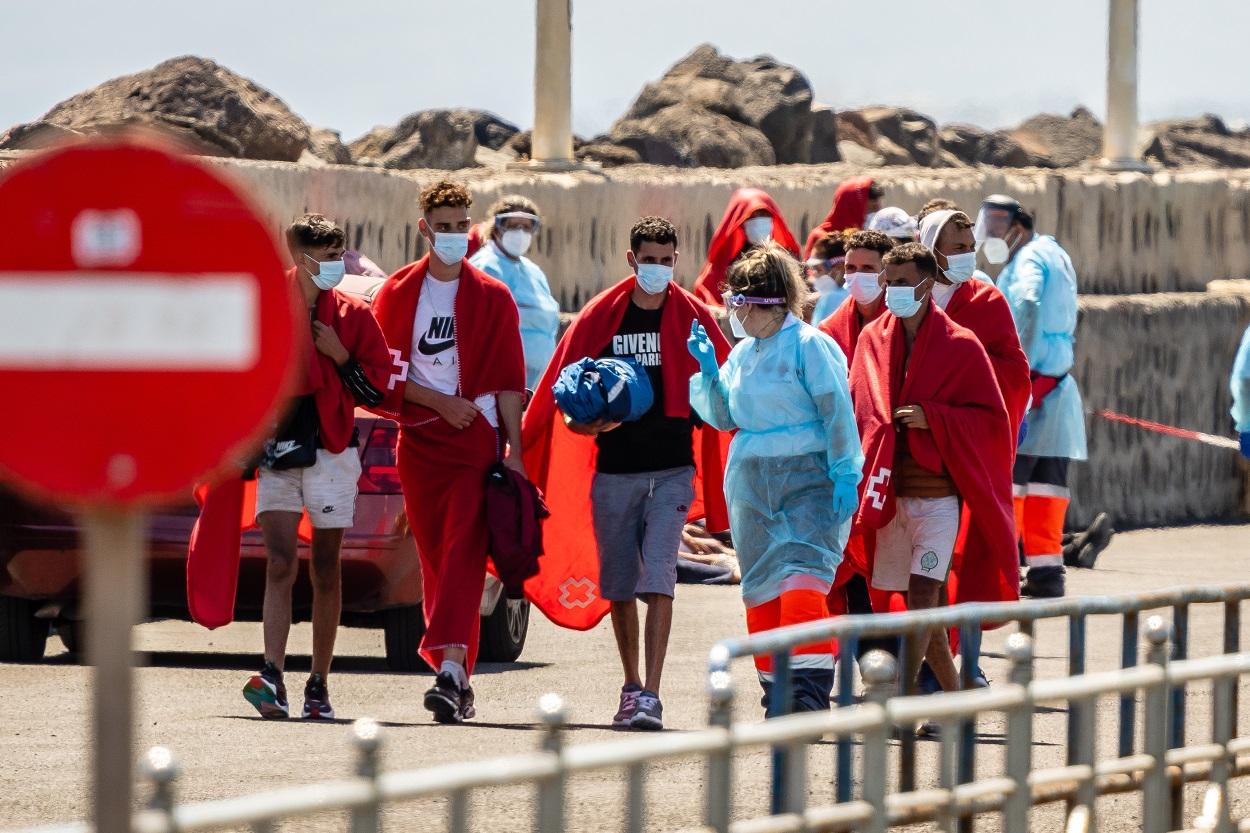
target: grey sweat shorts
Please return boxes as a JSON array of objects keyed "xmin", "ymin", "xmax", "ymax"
[{"xmin": 590, "ymin": 466, "xmax": 695, "ymax": 601}]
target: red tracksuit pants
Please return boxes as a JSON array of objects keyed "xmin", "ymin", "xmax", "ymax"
[{"xmin": 398, "ymin": 416, "xmax": 496, "ymax": 675}]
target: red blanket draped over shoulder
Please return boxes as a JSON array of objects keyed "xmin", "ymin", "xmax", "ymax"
[
  {"xmin": 803, "ymin": 176, "xmax": 874, "ymax": 258},
  {"xmin": 944, "ymin": 281, "xmax": 1031, "ymax": 439},
  {"xmin": 693, "ymin": 188, "xmax": 800, "ymax": 305},
  {"xmin": 849, "ymin": 304, "xmax": 1019, "ymax": 606},
  {"xmin": 186, "ymin": 275, "xmax": 395, "ymax": 628},
  {"xmin": 523, "ymin": 278, "xmax": 733, "ymax": 630},
  {"xmin": 818, "ymin": 296, "xmax": 884, "ymax": 371}
]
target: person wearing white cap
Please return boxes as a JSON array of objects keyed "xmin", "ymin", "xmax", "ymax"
[
  {"xmin": 469, "ymin": 195, "xmax": 561, "ymax": 388},
  {"xmin": 867, "ymin": 206, "xmax": 918, "ymax": 243}
]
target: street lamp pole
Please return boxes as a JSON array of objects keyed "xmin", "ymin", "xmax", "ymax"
[
  {"xmin": 1101, "ymin": 0, "xmax": 1151, "ymax": 171},
  {"xmin": 529, "ymin": 0, "xmax": 577, "ymax": 170}
]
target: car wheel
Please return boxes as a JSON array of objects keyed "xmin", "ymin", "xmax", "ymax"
[
  {"xmin": 0, "ymin": 595, "xmax": 49, "ymax": 662},
  {"xmin": 383, "ymin": 604, "xmax": 430, "ymax": 672},
  {"xmin": 478, "ymin": 596, "xmax": 529, "ymax": 663}
]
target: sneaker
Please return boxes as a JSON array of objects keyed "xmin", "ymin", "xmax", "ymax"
[
  {"xmin": 968, "ymin": 666, "xmax": 990, "ymax": 688},
  {"xmin": 303, "ymin": 673, "xmax": 335, "ymax": 720},
  {"xmin": 423, "ymin": 672, "xmax": 463, "ymax": 724},
  {"xmin": 1063, "ymin": 513, "xmax": 1114, "ymax": 569},
  {"xmin": 243, "ymin": 661, "xmax": 289, "ymax": 719},
  {"xmin": 629, "ymin": 690, "xmax": 664, "ymax": 731},
  {"xmin": 1021, "ymin": 565, "xmax": 1066, "ymax": 598},
  {"xmin": 613, "ymin": 684, "xmax": 643, "ymax": 728},
  {"xmin": 458, "ymin": 684, "xmax": 477, "ymax": 721}
]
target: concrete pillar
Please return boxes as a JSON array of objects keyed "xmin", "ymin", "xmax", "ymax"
[
  {"xmin": 531, "ymin": 0, "xmax": 575, "ymax": 166},
  {"xmin": 1102, "ymin": 0, "xmax": 1150, "ymax": 170}
]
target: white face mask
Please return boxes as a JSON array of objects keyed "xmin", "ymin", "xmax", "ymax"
[
  {"xmin": 885, "ymin": 280, "xmax": 931, "ymax": 319},
  {"xmin": 813, "ymin": 274, "xmax": 838, "ymax": 295},
  {"xmin": 499, "ymin": 228, "xmax": 533, "ymax": 259},
  {"xmin": 941, "ymin": 251, "xmax": 977, "ymax": 284},
  {"xmin": 846, "ymin": 272, "xmax": 883, "ymax": 304},
  {"xmin": 743, "ymin": 216, "xmax": 774, "ymax": 245},
  {"xmin": 635, "ymin": 262, "xmax": 673, "ymax": 295},
  {"xmin": 729, "ymin": 308, "xmax": 749, "ymax": 339},
  {"xmin": 426, "ymin": 223, "xmax": 469, "ymax": 265},
  {"xmin": 304, "ymin": 254, "xmax": 345, "ymax": 290}
]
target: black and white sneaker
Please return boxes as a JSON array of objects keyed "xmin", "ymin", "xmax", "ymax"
[
  {"xmin": 629, "ymin": 691, "xmax": 664, "ymax": 731},
  {"xmin": 424, "ymin": 672, "xmax": 463, "ymax": 724},
  {"xmin": 243, "ymin": 661, "xmax": 289, "ymax": 719},
  {"xmin": 303, "ymin": 673, "xmax": 335, "ymax": 720}
]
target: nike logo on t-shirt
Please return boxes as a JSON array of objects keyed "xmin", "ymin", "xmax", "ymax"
[{"xmin": 418, "ymin": 316, "xmax": 455, "ymax": 355}]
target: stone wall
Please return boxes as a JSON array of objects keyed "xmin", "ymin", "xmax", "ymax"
[{"xmin": 1070, "ymin": 290, "xmax": 1250, "ymax": 528}]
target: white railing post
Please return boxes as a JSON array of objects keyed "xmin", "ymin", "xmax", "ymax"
[
  {"xmin": 142, "ymin": 746, "xmax": 178, "ymax": 832},
  {"xmin": 350, "ymin": 719, "xmax": 382, "ymax": 833},
  {"xmin": 1143, "ymin": 617, "xmax": 1173, "ymax": 833},
  {"xmin": 705, "ymin": 656, "xmax": 735, "ymax": 833},
  {"xmin": 861, "ymin": 650, "xmax": 896, "ymax": 833},
  {"xmin": 1004, "ymin": 633, "xmax": 1035, "ymax": 833},
  {"xmin": 536, "ymin": 693, "xmax": 567, "ymax": 833}
]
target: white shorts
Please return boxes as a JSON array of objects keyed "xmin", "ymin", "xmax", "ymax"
[
  {"xmin": 872, "ymin": 496, "xmax": 960, "ymax": 592},
  {"xmin": 256, "ymin": 448, "xmax": 363, "ymax": 530}
]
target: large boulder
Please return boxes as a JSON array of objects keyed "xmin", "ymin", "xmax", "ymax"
[
  {"xmin": 305, "ymin": 127, "xmax": 352, "ymax": 165},
  {"xmin": 808, "ymin": 105, "xmax": 840, "ymax": 164},
  {"xmin": 0, "ymin": 56, "xmax": 309, "ymax": 161},
  {"xmin": 1009, "ymin": 106, "xmax": 1102, "ymax": 168},
  {"xmin": 468, "ymin": 111, "xmax": 520, "ymax": 151},
  {"xmin": 939, "ymin": 123, "xmax": 1051, "ymax": 168},
  {"xmin": 858, "ymin": 107, "xmax": 939, "ymax": 166},
  {"xmin": 349, "ymin": 110, "xmax": 478, "ymax": 170},
  {"xmin": 610, "ymin": 44, "xmax": 811, "ymax": 166},
  {"xmin": 611, "ymin": 103, "xmax": 776, "ymax": 168},
  {"xmin": 577, "ymin": 141, "xmax": 642, "ymax": 167},
  {"xmin": 1139, "ymin": 115, "xmax": 1250, "ymax": 168}
]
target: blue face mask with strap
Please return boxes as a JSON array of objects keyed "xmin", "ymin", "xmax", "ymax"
[
  {"xmin": 885, "ymin": 278, "xmax": 932, "ymax": 319},
  {"xmin": 304, "ymin": 254, "xmax": 346, "ymax": 290}
]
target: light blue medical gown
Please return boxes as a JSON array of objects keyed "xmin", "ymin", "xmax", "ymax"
[
  {"xmin": 997, "ymin": 234, "xmax": 1088, "ymax": 460},
  {"xmin": 689, "ymin": 315, "xmax": 863, "ymax": 607},
  {"xmin": 1231, "ymin": 324, "xmax": 1250, "ymax": 432},
  {"xmin": 469, "ymin": 241, "xmax": 561, "ymax": 388},
  {"xmin": 811, "ymin": 284, "xmax": 849, "ymax": 325}
]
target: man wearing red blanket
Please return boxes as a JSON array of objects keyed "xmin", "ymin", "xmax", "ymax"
[
  {"xmin": 524, "ymin": 217, "xmax": 731, "ymax": 731},
  {"xmin": 372, "ymin": 180, "xmax": 528, "ymax": 724},
  {"xmin": 849, "ymin": 243, "xmax": 1017, "ymax": 694}
]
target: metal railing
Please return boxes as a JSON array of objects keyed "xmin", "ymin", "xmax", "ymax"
[
  {"xmin": 8, "ymin": 612, "xmax": 1250, "ymax": 833},
  {"xmin": 709, "ymin": 583, "xmax": 1250, "ymax": 821}
]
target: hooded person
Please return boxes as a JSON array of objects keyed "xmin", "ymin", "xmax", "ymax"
[
  {"xmin": 803, "ymin": 176, "xmax": 884, "ymax": 258},
  {"xmin": 868, "ymin": 206, "xmax": 918, "ymax": 243},
  {"xmin": 523, "ymin": 216, "xmax": 731, "ymax": 731},
  {"xmin": 978, "ymin": 195, "xmax": 1088, "ymax": 599},
  {"xmin": 370, "ymin": 180, "xmax": 528, "ymax": 725},
  {"xmin": 692, "ymin": 187, "xmax": 801, "ymax": 306},
  {"xmin": 468, "ymin": 194, "xmax": 561, "ymax": 388},
  {"xmin": 689, "ymin": 242, "xmax": 863, "ymax": 717},
  {"xmin": 805, "ymin": 231, "xmax": 849, "ymax": 325},
  {"xmin": 849, "ymin": 243, "xmax": 1017, "ymax": 696},
  {"xmin": 817, "ymin": 229, "xmax": 893, "ymax": 368}
]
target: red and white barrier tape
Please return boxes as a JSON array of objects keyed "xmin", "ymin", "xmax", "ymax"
[{"xmin": 1091, "ymin": 409, "xmax": 1240, "ymax": 451}]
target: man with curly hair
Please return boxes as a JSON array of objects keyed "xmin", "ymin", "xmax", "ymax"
[{"xmin": 371, "ymin": 180, "xmax": 528, "ymax": 723}]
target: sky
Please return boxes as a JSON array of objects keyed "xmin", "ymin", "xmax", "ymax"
[{"xmin": 3, "ymin": 1, "xmax": 1249, "ymax": 144}]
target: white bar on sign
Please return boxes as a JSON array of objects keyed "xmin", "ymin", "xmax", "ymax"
[{"xmin": 0, "ymin": 273, "xmax": 260, "ymax": 369}]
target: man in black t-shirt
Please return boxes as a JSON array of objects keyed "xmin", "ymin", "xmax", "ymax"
[{"xmin": 562, "ymin": 217, "xmax": 713, "ymax": 732}]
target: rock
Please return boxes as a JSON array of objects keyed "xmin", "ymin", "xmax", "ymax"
[
  {"xmin": 474, "ymin": 144, "xmax": 517, "ymax": 169},
  {"xmin": 504, "ymin": 130, "xmax": 533, "ymax": 159},
  {"xmin": 611, "ymin": 44, "xmax": 811, "ymax": 166},
  {"xmin": 1139, "ymin": 114, "xmax": 1250, "ymax": 168},
  {"xmin": 306, "ymin": 127, "xmax": 351, "ymax": 165},
  {"xmin": 611, "ymin": 103, "xmax": 775, "ymax": 168},
  {"xmin": 939, "ymin": 123, "xmax": 1051, "ymax": 168},
  {"xmin": 873, "ymin": 134, "xmax": 917, "ymax": 166},
  {"xmin": 468, "ymin": 111, "xmax": 520, "ymax": 150},
  {"xmin": 857, "ymin": 107, "xmax": 939, "ymax": 166},
  {"xmin": 0, "ymin": 121, "xmax": 83, "ymax": 151},
  {"xmin": 576, "ymin": 142, "xmax": 642, "ymax": 167},
  {"xmin": 809, "ymin": 105, "xmax": 840, "ymax": 164},
  {"xmin": 1009, "ymin": 106, "xmax": 1102, "ymax": 168},
  {"xmin": 836, "ymin": 140, "xmax": 884, "ymax": 167},
  {"xmin": 0, "ymin": 56, "xmax": 310, "ymax": 161},
  {"xmin": 348, "ymin": 110, "xmax": 478, "ymax": 170}
]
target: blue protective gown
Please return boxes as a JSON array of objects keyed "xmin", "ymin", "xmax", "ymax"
[
  {"xmin": 689, "ymin": 315, "xmax": 863, "ymax": 607},
  {"xmin": 1231, "ymin": 324, "xmax": 1250, "ymax": 432},
  {"xmin": 811, "ymin": 284, "xmax": 849, "ymax": 325},
  {"xmin": 469, "ymin": 240, "xmax": 561, "ymax": 388},
  {"xmin": 996, "ymin": 234, "xmax": 1088, "ymax": 460}
]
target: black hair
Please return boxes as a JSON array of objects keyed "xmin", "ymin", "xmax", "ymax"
[{"xmin": 629, "ymin": 216, "xmax": 678, "ymax": 252}]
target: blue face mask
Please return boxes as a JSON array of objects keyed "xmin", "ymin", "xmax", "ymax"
[
  {"xmin": 635, "ymin": 262, "xmax": 673, "ymax": 295},
  {"xmin": 885, "ymin": 279, "xmax": 931, "ymax": 319},
  {"xmin": 427, "ymin": 223, "xmax": 469, "ymax": 265},
  {"xmin": 941, "ymin": 251, "xmax": 977, "ymax": 284},
  {"xmin": 305, "ymin": 255, "xmax": 346, "ymax": 290}
]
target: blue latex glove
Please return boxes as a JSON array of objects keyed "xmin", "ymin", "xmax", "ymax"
[
  {"xmin": 1240, "ymin": 431, "xmax": 1250, "ymax": 460},
  {"xmin": 832, "ymin": 477, "xmax": 859, "ymax": 524},
  {"xmin": 687, "ymin": 320, "xmax": 719, "ymax": 376},
  {"xmin": 1017, "ymin": 415, "xmax": 1029, "ymax": 448}
]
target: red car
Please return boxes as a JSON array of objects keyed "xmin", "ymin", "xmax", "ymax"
[{"xmin": 0, "ymin": 270, "xmax": 530, "ymax": 668}]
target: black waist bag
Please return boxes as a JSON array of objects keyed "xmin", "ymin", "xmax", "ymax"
[{"xmin": 263, "ymin": 396, "xmax": 320, "ymax": 470}]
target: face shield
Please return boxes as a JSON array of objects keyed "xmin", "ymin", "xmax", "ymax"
[{"xmin": 973, "ymin": 197, "xmax": 1020, "ymax": 265}]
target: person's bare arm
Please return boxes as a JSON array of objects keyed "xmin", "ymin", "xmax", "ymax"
[
  {"xmin": 499, "ymin": 391, "xmax": 526, "ymax": 476},
  {"xmin": 404, "ymin": 381, "xmax": 479, "ymax": 429}
]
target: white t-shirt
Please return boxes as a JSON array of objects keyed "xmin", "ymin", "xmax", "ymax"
[{"xmin": 408, "ymin": 277, "xmax": 498, "ymax": 427}]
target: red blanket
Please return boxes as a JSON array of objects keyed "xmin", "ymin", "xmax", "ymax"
[
  {"xmin": 803, "ymin": 176, "xmax": 874, "ymax": 258},
  {"xmin": 817, "ymin": 295, "xmax": 883, "ymax": 370},
  {"xmin": 944, "ymin": 281, "xmax": 1031, "ymax": 438},
  {"xmin": 523, "ymin": 277, "xmax": 733, "ymax": 630},
  {"xmin": 693, "ymin": 188, "xmax": 800, "ymax": 305},
  {"xmin": 186, "ymin": 281, "xmax": 391, "ymax": 628},
  {"xmin": 849, "ymin": 304, "xmax": 1018, "ymax": 605},
  {"xmin": 371, "ymin": 256, "xmax": 526, "ymax": 425}
]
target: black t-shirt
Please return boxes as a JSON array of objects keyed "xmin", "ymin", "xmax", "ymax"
[{"xmin": 595, "ymin": 301, "xmax": 696, "ymax": 474}]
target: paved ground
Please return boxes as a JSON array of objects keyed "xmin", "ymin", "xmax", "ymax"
[{"xmin": 1, "ymin": 523, "xmax": 1249, "ymax": 832}]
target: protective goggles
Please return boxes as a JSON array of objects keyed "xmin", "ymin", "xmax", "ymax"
[
  {"xmin": 723, "ymin": 292, "xmax": 787, "ymax": 309},
  {"xmin": 803, "ymin": 257, "xmax": 844, "ymax": 276},
  {"xmin": 494, "ymin": 211, "xmax": 541, "ymax": 230}
]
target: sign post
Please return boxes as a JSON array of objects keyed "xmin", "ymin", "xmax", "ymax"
[{"xmin": 0, "ymin": 134, "xmax": 299, "ymax": 833}]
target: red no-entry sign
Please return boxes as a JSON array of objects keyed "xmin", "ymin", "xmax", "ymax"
[{"xmin": 0, "ymin": 135, "xmax": 299, "ymax": 507}]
